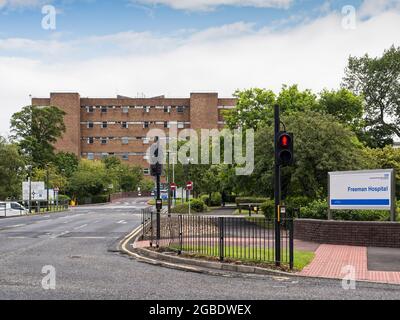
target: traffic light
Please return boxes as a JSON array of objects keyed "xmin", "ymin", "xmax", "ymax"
[{"xmin": 277, "ymin": 132, "xmax": 294, "ymax": 166}]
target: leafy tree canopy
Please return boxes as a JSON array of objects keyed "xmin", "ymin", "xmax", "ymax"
[
  {"xmin": 10, "ymin": 105, "xmax": 66, "ymax": 168},
  {"xmin": 343, "ymin": 45, "xmax": 400, "ymax": 147}
]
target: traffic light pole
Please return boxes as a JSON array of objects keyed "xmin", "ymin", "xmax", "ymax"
[{"xmin": 274, "ymin": 105, "xmax": 281, "ymax": 267}]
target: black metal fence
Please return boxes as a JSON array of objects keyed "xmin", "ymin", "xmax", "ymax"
[
  {"xmin": 0, "ymin": 200, "xmax": 69, "ymax": 218},
  {"xmin": 141, "ymin": 210, "xmax": 294, "ymax": 269}
]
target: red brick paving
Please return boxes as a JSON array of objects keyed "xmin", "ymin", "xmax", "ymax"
[{"xmin": 299, "ymin": 244, "xmax": 400, "ymax": 285}]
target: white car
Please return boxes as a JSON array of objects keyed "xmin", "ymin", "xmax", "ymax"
[{"xmin": 0, "ymin": 202, "xmax": 28, "ymax": 217}]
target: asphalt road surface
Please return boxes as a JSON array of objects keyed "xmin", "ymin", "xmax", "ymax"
[{"xmin": 0, "ymin": 199, "xmax": 399, "ymax": 300}]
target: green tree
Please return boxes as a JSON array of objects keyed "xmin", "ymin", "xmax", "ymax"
[
  {"xmin": 277, "ymin": 84, "xmax": 319, "ymax": 114},
  {"xmin": 0, "ymin": 138, "xmax": 25, "ymax": 200},
  {"xmin": 224, "ymin": 88, "xmax": 276, "ymax": 130},
  {"xmin": 67, "ymin": 160, "xmax": 112, "ymax": 199},
  {"xmin": 119, "ymin": 166, "xmax": 143, "ymax": 192},
  {"xmin": 31, "ymin": 165, "xmax": 68, "ymax": 193},
  {"xmin": 53, "ymin": 152, "xmax": 79, "ymax": 178},
  {"xmin": 363, "ymin": 146, "xmax": 400, "ymax": 198},
  {"xmin": 343, "ymin": 45, "xmax": 400, "ymax": 147},
  {"xmin": 250, "ymin": 111, "xmax": 366, "ymax": 199},
  {"xmin": 319, "ymin": 89, "xmax": 364, "ymax": 126},
  {"xmin": 10, "ymin": 105, "xmax": 66, "ymax": 167}
]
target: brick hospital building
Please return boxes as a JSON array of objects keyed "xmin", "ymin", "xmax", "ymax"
[{"xmin": 32, "ymin": 93, "xmax": 236, "ymax": 175}]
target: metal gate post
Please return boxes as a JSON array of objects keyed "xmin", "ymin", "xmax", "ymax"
[
  {"xmin": 289, "ymin": 218, "xmax": 294, "ymax": 270},
  {"xmin": 179, "ymin": 215, "xmax": 183, "ymax": 255},
  {"xmin": 219, "ymin": 217, "xmax": 224, "ymax": 262}
]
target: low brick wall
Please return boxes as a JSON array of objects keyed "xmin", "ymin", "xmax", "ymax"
[{"xmin": 294, "ymin": 219, "xmax": 400, "ymax": 248}]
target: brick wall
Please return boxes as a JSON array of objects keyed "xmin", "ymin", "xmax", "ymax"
[{"xmin": 294, "ymin": 219, "xmax": 400, "ymax": 248}]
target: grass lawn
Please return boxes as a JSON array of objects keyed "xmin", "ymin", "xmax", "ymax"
[{"xmin": 169, "ymin": 244, "xmax": 315, "ymax": 271}]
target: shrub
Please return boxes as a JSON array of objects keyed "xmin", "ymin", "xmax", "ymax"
[
  {"xmin": 91, "ymin": 195, "xmax": 110, "ymax": 204},
  {"xmin": 300, "ymin": 200, "xmax": 328, "ymax": 220},
  {"xmin": 285, "ymin": 196, "xmax": 312, "ymax": 210},
  {"xmin": 260, "ymin": 199, "xmax": 275, "ymax": 219},
  {"xmin": 171, "ymin": 198, "xmax": 207, "ymax": 214},
  {"xmin": 57, "ymin": 194, "xmax": 71, "ymax": 203},
  {"xmin": 200, "ymin": 193, "xmax": 222, "ymax": 206},
  {"xmin": 300, "ymin": 199, "xmax": 391, "ymax": 221}
]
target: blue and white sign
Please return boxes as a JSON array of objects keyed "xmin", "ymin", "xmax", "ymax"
[{"xmin": 329, "ymin": 169, "xmax": 395, "ymax": 211}]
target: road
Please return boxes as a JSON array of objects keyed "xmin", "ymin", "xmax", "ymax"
[{"xmin": 0, "ymin": 199, "xmax": 399, "ymax": 300}]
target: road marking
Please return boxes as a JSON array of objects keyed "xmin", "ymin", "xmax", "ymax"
[
  {"xmin": 51, "ymin": 231, "xmax": 70, "ymax": 238},
  {"xmin": 74, "ymin": 224, "xmax": 88, "ymax": 230},
  {"xmin": 8, "ymin": 224, "xmax": 26, "ymax": 228},
  {"xmin": 117, "ymin": 220, "xmax": 127, "ymax": 224}
]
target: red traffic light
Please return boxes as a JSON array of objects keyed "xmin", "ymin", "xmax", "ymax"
[{"xmin": 279, "ymin": 134, "xmax": 291, "ymax": 148}]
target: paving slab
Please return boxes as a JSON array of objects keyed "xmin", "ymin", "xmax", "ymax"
[{"xmin": 368, "ymin": 247, "xmax": 400, "ymax": 272}]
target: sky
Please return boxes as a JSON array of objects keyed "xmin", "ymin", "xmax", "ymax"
[{"xmin": 0, "ymin": 0, "xmax": 399, "ymax": 135}]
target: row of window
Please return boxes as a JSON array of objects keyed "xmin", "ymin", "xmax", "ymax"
[
  {"xmin": 83, "ymin": 121, "xmax": 187, "ymax": 129},
  {"xmin": 83, "ymin": 152, "xmax": 149, "ymax": 164},
  {"xmin": 85, "ymin": 106, "xmax": 186, "ymax": 114},
  {"xmin": 84, "ymin": 137, "xmax": 151, "ymax": 145}
]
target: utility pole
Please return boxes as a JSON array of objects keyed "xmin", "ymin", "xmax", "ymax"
[
  {"xmin": 167, "ymin": 151, "xmax": 171, "ymax": 216},
  {"xmin": 150, "ymin": 137, "xmax": 163, "ymax": 248},
  {"xmin": 274, "ymin": 105, "xmax": 281, "ymax": 267},
  {"xmin": 46, "ymin": 165, "xmax": 50, "ymax": 212}
]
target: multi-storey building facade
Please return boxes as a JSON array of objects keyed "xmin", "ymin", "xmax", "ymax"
[{"xmin": 32, "ymin": 92, "xmax": 236, "ymax": 175}]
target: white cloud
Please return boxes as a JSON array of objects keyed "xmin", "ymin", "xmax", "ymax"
[
  {"xmin": 359, "ymin": 0, "xmax": 400, "ymax": 18},
  {"xmin": 133, "ymin": 0, "xmax": 292, "ymax": 11},
  {"xmin": 0, "ymin": 9, "xmax": 400, "ymax": 135},
  {"xmin": 0, "ymin": 0, "xmax": 50, "ymax": 10}
]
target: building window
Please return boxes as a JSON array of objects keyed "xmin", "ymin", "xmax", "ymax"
[
  {"xmin": 87, "ymin": 153, "xmax": 94, "ymax": 160},
  {"xmin": 121, "ymin": 122, "xmax": 128, "ymax": 129},
  {"xmin": 144, "ymin": 106, "xmax": 150, "ymax": 113},
  {"xmin": 164, "ymin": 106, "xmax": 170, "ymax": 113},
  {"xmin": 177, "ymin": 106, "xmax": 184, "ymax": 113},
  {"xmin": 101, "ymin": 153, "xmax": 109, "ymax": 159},
  {"xmin": 101, "ymin": 122, "xmax": 108, "ymax": 129},
  {"xmin": 143, "ymin": 168, "xmax": 150, "ymax": 175},
  {"xmin": 101, "ymin": 106, "xmax": 107, "ymax": 113},
  {"xmin": 122, "ymin": 153, "xmax": 129, "ymax": 161},
  {"xmin": 122, "ymin": 106, "xmax": 129, "ymax": 114},
  {"xmin": 164, "ymin": 121, "xmax": 169, "ymax": 128},
  {"xmin": 87, "ymin": 137, "xmax": 94, "ymax": 144},
  {"xmin": 178, "ymin": 122, "xmax": 184, "ymax": 129},
  {"xmin": 122, "ymin": 137, "xmax": 129, "ymax": 145},
  {"xmin": 86, "ymin": 106, "xmax": 94, "ymax": 113},
  {"xmin": 143, "ymin": 138, "xmax": 150, "ymax": 145},
  {"xmin": 101, "ymin": 138, "xmax": 108, "ymax": 145},
  {"xmin": 144, "ymin": 121, "xmax": 149, "ymax": 129},
  {"xmin": 87, "ymin": 122, "xmax": 94, "ymax": 129}
]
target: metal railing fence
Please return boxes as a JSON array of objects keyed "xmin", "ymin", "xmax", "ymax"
[{"xmin": 141, "ymin": 209, "xmax": 294, "ymax": 269}]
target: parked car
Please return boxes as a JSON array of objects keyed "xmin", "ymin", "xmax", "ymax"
[{"xmin": 0, "ymin": 202, "xmax": 28, "ymax": 217}]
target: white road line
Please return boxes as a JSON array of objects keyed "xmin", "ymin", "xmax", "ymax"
[
  {"xmin": 73, "ymin": 224, "xmax": 88, "ymax": 230},
  {"xmin": 51, "ymin": 231, "xmax": 70, "ymax": 239},
  {"xmin": 7, "ymin": 224, "xmax": 26, "ymax": 228},
  {"xmin": 117, "ymin": 220, "xmax": 127, "ymax": 224}
]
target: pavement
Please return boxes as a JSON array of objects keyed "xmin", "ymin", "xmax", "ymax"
[
  {"xmin": 299, "ymin": 244, "xmax": 400, "ymax": 285},
  {"xmin": 0, "ymin": 199, "xmax": 399, "ymax": 299}
]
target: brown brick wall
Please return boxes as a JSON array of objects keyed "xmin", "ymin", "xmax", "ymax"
[
  {"xmin": 32, "ymin": 92, "xmax": 237, "ymax": 168},
  {"xmin": 190, "ymin": 93, "xmax": 219, "ymax": 130},
  {"xmin": 294, "ymin": 219, "xmax": 400, "ymax": 248}
]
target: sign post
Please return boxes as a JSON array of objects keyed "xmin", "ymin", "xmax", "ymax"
[
  {"xmin": 187, "ymin": 181, "xmax": 193, "ymax": 215},
  {"xmin": 328, "ymin": 169, "xmax": 397, "ymax": 221}
]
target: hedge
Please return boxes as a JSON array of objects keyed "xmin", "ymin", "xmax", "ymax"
[
  {"xmin": 171, "ymin": 198, "xmax": 207, "ymax": 214},
  {"xmin": 299, "ymin": 199, "xmax": 394, "ymax": 221},
  {"xmin": 201, "ymin": 193, "xmax": 222, "ymax": 206}
]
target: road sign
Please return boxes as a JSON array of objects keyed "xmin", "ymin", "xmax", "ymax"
[
  {"xmin": 186, "ymin": 181, "xmax": 193, "ymax": 191},
  {"xmin": 328, "ymin": 169, "xmax": 396, "ymax": 221},
  {"xmin": 22, "ymin": 182, "xmax": 46, "ymax": 201},
  {"xmin": 170, "ymin": 183, "xmax": 177, "ymax": 191}
]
